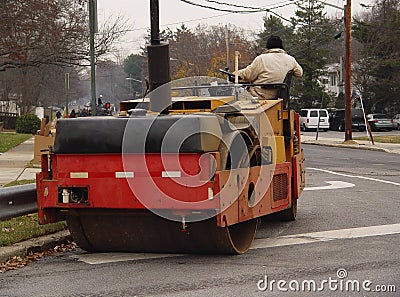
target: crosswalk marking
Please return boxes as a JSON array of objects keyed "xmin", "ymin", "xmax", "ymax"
[{"xmin": 75, "ymin": 223, "xmax": 400, "ymax": 264}]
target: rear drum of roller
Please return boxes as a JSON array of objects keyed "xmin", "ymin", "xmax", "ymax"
[{"xmin": 66, "ymin": 210, "xmax": 258, "ymax": 255}]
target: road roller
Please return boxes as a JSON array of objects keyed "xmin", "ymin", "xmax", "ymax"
[{"xmin": 35, "ymin": 1, "xmax": 305, "ymax": 255}]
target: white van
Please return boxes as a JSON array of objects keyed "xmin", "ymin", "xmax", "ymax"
[{"xmin": 299, "ymin": 109, "xmax": 329, "ymax": 131}]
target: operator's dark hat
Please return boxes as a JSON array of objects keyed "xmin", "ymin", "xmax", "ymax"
[{"xmin": 266, "ymin": 35, "xmax": 283, "ymax": 49}]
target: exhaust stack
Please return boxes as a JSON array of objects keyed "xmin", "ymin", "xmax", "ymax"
[{"xmin": 147, "ymin": 0, "xmax": 171, "ymax": 113}]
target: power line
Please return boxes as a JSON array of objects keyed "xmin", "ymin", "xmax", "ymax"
[
  {"xmin": 179, "ymin": 0, "xmax": 298, "ymax": 23},
  {"xmin": 124, "ymin": 12, "xmax": 234, "ymax": 33},
  {"xmin": 204, "ymin": 0, "xmax": 260, "ymax": 10},
  {"xmin": 122, "ymin": 1, "xmax": 299, "ymax": 34},
  {"xmin": 180, "ymin": 0, "xmax": 263, "ymax": 13},
  {"xmin": 117, "ymin": 0, "xmax": 345, "ymax": 58}
]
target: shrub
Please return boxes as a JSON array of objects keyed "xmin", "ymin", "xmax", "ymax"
[{"xmin": 15, "ymin": 114, "xmax": 41, "ymax": 134}]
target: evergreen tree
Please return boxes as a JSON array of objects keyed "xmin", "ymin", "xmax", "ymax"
[
  {"xmin": 353, "ymin": 0, "xmax": 400, "ymax": 113},
  {"xmin": 289, "ymin": 0, "xmax": 338, "ymax": 109},
  {"xmin": 255, "ymin": 15, "xmax": 295, "ymax": 55}
]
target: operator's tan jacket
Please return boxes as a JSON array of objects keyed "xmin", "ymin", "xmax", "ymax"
[{"xmin": 235, "ymin": 48, "xmax": 303, "ymax": 100}]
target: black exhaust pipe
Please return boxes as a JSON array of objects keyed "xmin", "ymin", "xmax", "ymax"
[{"xmin": 148, "ymin": 0, "xmax": 171, "ymax": 113}]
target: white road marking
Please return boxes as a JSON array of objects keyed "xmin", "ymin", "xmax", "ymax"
[
  {"xmin": 307, "ymin": 167, "xmax": 400, "ymax": 186},
  {"xmin": 304, "ymin": 181, "xmax": 355, "ymax": 191},
  {"xmin": 76, "ymin": 253, "xmax": 182, "ymax": 264},
  {"xmin": 251, "ymin": 223, "xmax": 400, "ymax": 250},
  {"xmin": 75, "ymin": 223, "xmax": 400, "ymax": 264}
]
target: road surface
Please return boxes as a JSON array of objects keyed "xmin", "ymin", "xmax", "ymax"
[{"xmin": 0, "ymin": 144, "xmax": 399, "ymax": 297}]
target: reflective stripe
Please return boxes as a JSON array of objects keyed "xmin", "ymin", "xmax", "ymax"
[
  {"xmin": 208, "ymin": 187, "xmax": 214, "ymax": 200},
  {"xmin": 70, "ymin": 172, "xmax": 88, "ymax": 178},
  {"xmin": 162, "ymin": 171, "xmax": 181, "ymax": 178},
  {"xmin": 115, "ymin": 172, "xmax": 134, "ymax": 178}
]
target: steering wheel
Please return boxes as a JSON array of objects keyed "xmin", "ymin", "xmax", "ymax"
[
  {"xmin": 219, "ymin": 69, "xmax": 238, "ymax": 83},
  {"xmin": 219, "ymin": 69, "xmax": 233, "ymax": 76}
]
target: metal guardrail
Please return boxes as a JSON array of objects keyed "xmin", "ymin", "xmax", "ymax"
[{"xmin": 0, "ymin": 183, "xmax": 37, "ymax": 221}]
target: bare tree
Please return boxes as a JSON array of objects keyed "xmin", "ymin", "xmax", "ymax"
[
  {"xmin": 0, "ymin": 0, "xmax": 128, "ymax": 114},
  {"xmin": 96, "ymin": 60, "xmax": 130, "ymax": 104},
  {"xmin": 158, "ymin": 24, "xmax": 254, "ymax": 80},
  {"xmin": 0, "ymin": 0, "xmax": 128, "ymax": 70}
]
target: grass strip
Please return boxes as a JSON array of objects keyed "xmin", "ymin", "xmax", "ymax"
[
  {"xmin": 3, "ymin": 179, "xmax": 35, "ymax": 187},
  {"xmin": 353, "ymin": 135, "xmax": 400, "ymax": 143},
  {"xmin": 0, "ymin": 214, "xmax": 67, "ymax": 247},
  {"xmin": 0, "ymin": 132, "xmax": 32, "ymax": 153},
  {"xmin": 1, "ymin": 179, "xmax": 67, "ymax": 247}
]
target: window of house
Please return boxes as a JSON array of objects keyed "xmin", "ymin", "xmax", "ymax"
[{"xmin": 330, "ymin": 75, "xmax": 337, "ymax": 86}]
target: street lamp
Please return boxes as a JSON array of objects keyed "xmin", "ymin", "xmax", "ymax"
[
  {"xmin": 125, "ymin": 77, "xmax": 143, "ymax": 83},
  {"xmin": 170, "ymin": 57, "xmax": 194, "ymax": 66},
  {"xmin": 126, "ymin": 76, "xmax": 143, "ymax": 99}
]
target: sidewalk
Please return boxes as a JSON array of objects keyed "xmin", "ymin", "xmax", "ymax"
[
  {"xmin": 301, "ymin": 135, "xmax": 400, "ymax": 154},
  {"xmin": 0, "ymin": 137, "xmax": 41, "ymax": 187}
]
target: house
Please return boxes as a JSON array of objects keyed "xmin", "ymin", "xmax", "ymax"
[
  {"xmin": 319, "ymin": 63, "xmax": 343, "ymax": 97},
  {"xmin": 0, "ymin": 92, "xmax": 20, "ymax": 114},
  {"xmin": 0, "ymin": 100, "xmax": 19, "ymax": 114}
]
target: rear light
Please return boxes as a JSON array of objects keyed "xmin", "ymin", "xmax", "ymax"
[
  {"xmin": 391, "ymin": 119, "xmax": 394, "ymax": 123},
  {"xmin": 373, "ymin": 120, "xmax": 378, "ymax": 123},
  {"xmin": 58, "ymin": 187, "xmax": 89, "ymax": 204}
]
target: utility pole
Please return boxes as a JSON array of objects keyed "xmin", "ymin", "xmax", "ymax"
[
  {"xmin": 225, "ymin": 25, "xmax": 230, "ymax": 70},
  {"xmin": 89, "ymin": 0, "xmax": 98, "ymax": 115},
  {"xmin": 65, "ymin": 73, "xmax": 69, "ymax": 117},
  {"xmin": 344, "ymin": 1, "xmax": 352, "ymax": 141}
]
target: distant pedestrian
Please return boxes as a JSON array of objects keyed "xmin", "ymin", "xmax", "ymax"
[
  {"xmin": 70, "ymin": 109, "xmax": 76, "ymax": 118},
  {"xmin": 56, "ymin": 110, "xmax": 62, "ymax": 119},
  {"xmin": 80, "ymin": 108, "xmax": 89, "ymax": 117},
  {"xmin": 97, "ymin": 94, "xmax": 103, "ymax": 106}
]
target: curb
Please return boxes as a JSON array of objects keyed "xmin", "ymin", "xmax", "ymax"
[
  {"xmin": 302, "ymin": 141, "xmax": 395, "ymax": 154},
  {"xmin": 0, "ymin": 230, "xmax": 72, "ymax": 263}
]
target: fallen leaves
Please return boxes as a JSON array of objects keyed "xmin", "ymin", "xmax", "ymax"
[{"xmin": 0, "ymin": 241, "xmax": 77, "ymax": 273}]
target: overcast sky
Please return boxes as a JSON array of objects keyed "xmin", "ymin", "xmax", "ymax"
[{"xmin": 96, "ymin": 0, "xmax": 375, "ymax": 56}]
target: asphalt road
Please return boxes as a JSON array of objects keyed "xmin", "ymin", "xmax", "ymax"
[{"xmin": 0, "ymin": 145, "xmax": 399, "ymax": 297}]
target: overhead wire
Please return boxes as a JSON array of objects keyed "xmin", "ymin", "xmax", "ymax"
[
  {"xmin": 204, "ymin": 0, "xmax": 260, "ymax": 10},
  {"xmin": 120, "ymin": 0, "xmax": 300, "ymax": 36},
  {"xmin": 119, "ymin": 0, "xmax": 345, "ymax": 55},
  {"xmin": 122, "ymin": 0, "xmax": 347, "ymax": 34},
  {"xmin": 179, "ymin": 0, "xmax": 299, "ymax": 23}
]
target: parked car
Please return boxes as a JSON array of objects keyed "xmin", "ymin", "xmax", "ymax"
[
  {"xmin": 366, "ymin": 114, "xmax": 394, "ymax": 131},
  {"xmin": 299, "ymin": 109, "xmax": 329, "ymax": 131},
  {"xmin": 329, "ymin": 108, "xmax": 366, "ymax": 131},
  {"xmin": 393, "ymin": 114, "xmax": 400, "ymax": 130}
]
